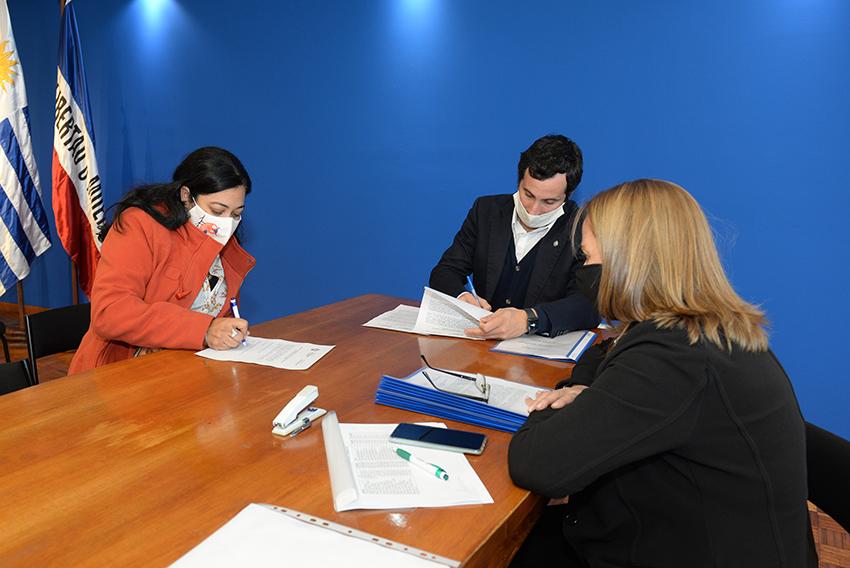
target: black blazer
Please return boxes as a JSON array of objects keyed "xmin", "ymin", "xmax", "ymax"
[
  {"xmin": 428, "ymin": 194, "xmax": 598, "ymax": 335},
  {"xmin": 509, "ymin": 322, "xmax": 817, "ymax": 567}
]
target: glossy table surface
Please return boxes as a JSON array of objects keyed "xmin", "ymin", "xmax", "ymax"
[{"xmin": 0, "ymin": 295, "xmax": 576, "ymax": 567}]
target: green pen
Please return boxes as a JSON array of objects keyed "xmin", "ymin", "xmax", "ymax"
[{"xmin": 395, "ymin": 448, "xmax": 449, "ymax": 481}]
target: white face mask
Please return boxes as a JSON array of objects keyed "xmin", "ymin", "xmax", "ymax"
[
  {"xmin": 513, "ymin": 191, "xmax": 565, "ymax": 229},
  {"xmin": 188, "ymin": 198, "xmax": 241, "ymax": 245}
]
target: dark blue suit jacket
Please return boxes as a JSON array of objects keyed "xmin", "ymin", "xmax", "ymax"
[{"xmin": 428, "ymin": 194, "xmax": 599, "ymax": 335}]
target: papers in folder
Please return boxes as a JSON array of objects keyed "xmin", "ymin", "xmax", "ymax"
[
  {"xmin": 195, "ymin": 336, "xmax": 334, "ymax": 370},
  {"xmin": 321, "ymin": 412, "xmax": 492, "ymax": 512},
  {"xmin": 375, "ymin": 368, "xmax": 548, "ymax": 433},
  {"xmin": 173, "ymin": 503, "xmax": 458, "ymax": 567},
  {"xmin": 362, "ymin": 288, "xmax": 490, "ymax": 340},
  {"xmin": 492, "ymin": 330, "xmax": 596, "ymax": 361}
]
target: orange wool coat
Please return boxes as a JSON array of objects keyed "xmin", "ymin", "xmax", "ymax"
[{"xmin": 69, "ymin": 207, "xmax": 256, "ymax": 374}]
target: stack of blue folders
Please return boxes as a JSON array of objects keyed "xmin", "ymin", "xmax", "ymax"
[{"xmin": 375, "ymin": 374, "xmax": 526, "ymax": 433}]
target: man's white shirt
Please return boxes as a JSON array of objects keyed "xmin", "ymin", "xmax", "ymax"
[{"xmin": 511, "ymin": 209, "xmax": 557, "ymax": 262}]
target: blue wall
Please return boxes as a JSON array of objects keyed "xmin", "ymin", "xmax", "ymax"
[{"xmin": 7, "ymin": 0, "xmax": 850, "ymax": 436}]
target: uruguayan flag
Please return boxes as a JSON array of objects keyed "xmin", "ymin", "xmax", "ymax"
[{"xmin": 0, "ymin": 0, "xmax": 52, "ymax": 296}]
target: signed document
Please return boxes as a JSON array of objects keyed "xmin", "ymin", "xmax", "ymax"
[{"xmin": 195, "ymin": 336, "xmax": 334, "ymax": 370}]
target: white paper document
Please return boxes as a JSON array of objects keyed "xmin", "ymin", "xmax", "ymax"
[
  {"xmin": 172, "ymin": 503, "xmax": 457, "ymax": 567},
  {"xmin": 363, "ymin": 304, "xmax": 420, "ymax": 333},
  {"xmin": 413, "ymin": 287, "xmax": 492, "ymax": 340},
  {"xmin": 401, "ymin": 368, "xmax": 546, "ymax": 416},
  {"xmin": 321, "ymin": 412, "xmax": 493, "ymax": 512},
  {"xmin": 493, "ymin": 330, "xmax": 596, "ymax": 361},
  {"xmin": 195, "ymin": 336, "xmax": 334, "ymax": 370}
]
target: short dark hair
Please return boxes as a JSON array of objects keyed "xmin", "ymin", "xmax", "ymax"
[{"xmin": 517, "ymin": 134, "xmax": 583, "ymax": 196}]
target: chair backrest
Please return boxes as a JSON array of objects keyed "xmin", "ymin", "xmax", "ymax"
[
  {"xmin": 25, "ymin": 303, "xmax": 91, "ymax": 384},
  {"xmin": 0, "ymin": 359, "xmax": 33, "ymax": 395},
  {"xmin": 806, "ymin": 421, "xmax": 850, "ymax": 532}
]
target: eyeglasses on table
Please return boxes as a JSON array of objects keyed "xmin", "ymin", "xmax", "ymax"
[{"xmin": 419, "ymin": 354, "xmax": 490, "ymax": 403}]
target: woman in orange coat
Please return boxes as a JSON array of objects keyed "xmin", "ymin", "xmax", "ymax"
[{"xmin": 70, "ymin": 147, "xmax": 256, "ymax": 374}]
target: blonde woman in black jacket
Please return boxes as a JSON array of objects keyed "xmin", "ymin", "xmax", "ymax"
[{"xmin": 508, "ymin": 179, "xmax": 816, "ymax": 567}]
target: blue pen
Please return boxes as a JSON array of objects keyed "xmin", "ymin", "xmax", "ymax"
[
  {"xmin": 465, "ymin": 275, "xmax": 483, "ymax": 308},
  {"xmin": 229, "ymin": 298, "xmax": 248, "ymax": 346}
]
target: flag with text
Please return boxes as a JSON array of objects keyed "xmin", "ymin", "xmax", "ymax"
[{"xmin": 53, "ymin": 0, "xmax": 103, "ymax": 297}]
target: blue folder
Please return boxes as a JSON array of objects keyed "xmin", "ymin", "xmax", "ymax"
[
  {"xmin": 490, "ymin": 330, "xmax": 597, "ymax": 362},
  {"xmin": 374, "ymin": 372, "xmax": 528, "ymax": 433}
]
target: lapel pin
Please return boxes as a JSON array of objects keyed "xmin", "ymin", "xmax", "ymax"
[{"xmin": 553, "ymin": 240, "xmax": 559, "ymax": 247}]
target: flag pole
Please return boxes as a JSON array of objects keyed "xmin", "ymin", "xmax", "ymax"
[
  {"xmin": 16, "ymin": 282, "xmax": 25, "ymax": 329},
  {"xmin": 71, "ymin": 261, "xmax": 79, "ymax": 305}
]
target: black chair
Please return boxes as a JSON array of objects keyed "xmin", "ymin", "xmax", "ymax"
[
  {"xmin": 25, "ymin": 303, "xmax": 91, "ymax": 385},
  {"xmin": 0, "ymin": 321, "xmax": 10, "ymax": 362},
  {"xmin": 0, "ymin": 359, "xmax": 33, "ymax": 395},
  {"xmin": 806, "ymin": 421, "xmax": 850, "ymax": 532}
]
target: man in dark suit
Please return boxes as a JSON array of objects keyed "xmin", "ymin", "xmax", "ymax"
[{"xmin": 429, "ymin": 134, "xmax": 599, "ymax": 339}]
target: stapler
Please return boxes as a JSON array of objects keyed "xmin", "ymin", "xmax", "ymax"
[{"xmin": 272, "ymin": 385, "xmax": 327, "ymax": 437}]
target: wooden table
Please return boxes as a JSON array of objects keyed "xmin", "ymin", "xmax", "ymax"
[{"xmin": 0, "ymin": 295, "xmax": 576, "ymax": 567}]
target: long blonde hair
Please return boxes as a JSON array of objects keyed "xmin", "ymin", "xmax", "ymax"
[{"xmin": 584, "ymin": 179, "xmax": 768, "ymax": 352}]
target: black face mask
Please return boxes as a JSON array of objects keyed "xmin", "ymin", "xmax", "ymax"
[{"xmin": 574, "ymin": 264, "xmax": 602, "ymax": 306}]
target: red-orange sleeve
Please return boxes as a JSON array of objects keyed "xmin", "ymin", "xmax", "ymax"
[{"xmin": 90, "ymin": 209, "xmax": 213, "ymax": 350}]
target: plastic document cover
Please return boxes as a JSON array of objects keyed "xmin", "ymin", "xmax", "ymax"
[
  {"xmin": 321, "ymin": 412, "xmax": 492, "ymax": 512},
  {"xmin": 172, "ymin": 503, "xmax": 459, "ymax": 567}
]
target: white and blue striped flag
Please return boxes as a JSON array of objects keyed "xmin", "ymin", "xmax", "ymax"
[{"xmin": 0, "ymin": 0, "xmax": 52, "ymax": 296}]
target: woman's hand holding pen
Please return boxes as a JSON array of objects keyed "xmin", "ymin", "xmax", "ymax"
[{"xmin": 205, "ymin": 317, "xmax": 249, "ymax": 350}]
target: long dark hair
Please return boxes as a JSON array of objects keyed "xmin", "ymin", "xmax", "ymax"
[{"xmin": 104, "ymin": 146, "xmax": 252, "ymax": 239}]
